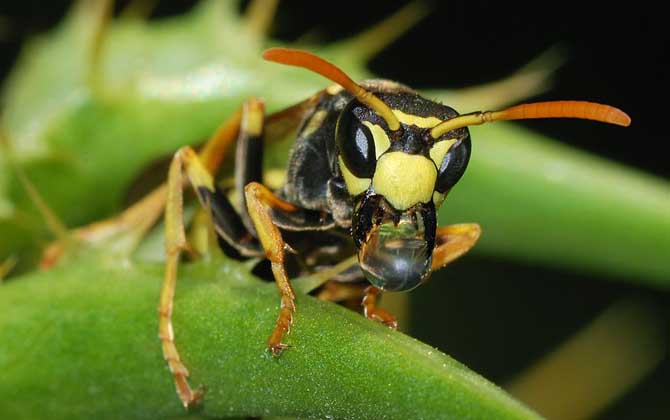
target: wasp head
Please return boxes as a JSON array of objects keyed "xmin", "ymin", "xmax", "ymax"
[{"xmin": 336, "ymin": 91, "xmax": 472, "ymax": 291}]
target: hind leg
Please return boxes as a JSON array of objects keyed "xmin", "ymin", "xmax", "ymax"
[{"xmin": 159, "ymin": 98, "xmax": 267, "ymax": 408}]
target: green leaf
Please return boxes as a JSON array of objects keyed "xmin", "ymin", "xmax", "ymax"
[{"xmin": 0, "ymin": 254, "xmax": 541, "ymax": 420}]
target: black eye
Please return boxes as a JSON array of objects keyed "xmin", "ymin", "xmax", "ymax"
[
  {"xmin": 335, "ymin": 101, "xmax": 376, "ymax": 178},
  {"xmin": 435, "ymin": 135, "xmax": 471, "ymax": 193}
]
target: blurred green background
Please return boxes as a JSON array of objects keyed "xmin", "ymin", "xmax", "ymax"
[{"xmin": 1, "ymin": 1, "xmax": 668, "ymax": 419}]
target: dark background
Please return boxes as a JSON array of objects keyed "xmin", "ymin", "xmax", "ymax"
[{"xmin": 1, "ymin": 1, "xmax": 667, "ymax": 419}]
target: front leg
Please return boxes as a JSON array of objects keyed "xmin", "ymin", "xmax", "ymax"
[
  {"xmin": 244, "ymin": 182, "xmax": 300, "ymax": 356},
  {"xmin": 362, "ymin": 223, "xmax": 481, "ymax": 328},
  {"xmin": 431, "ymin": 223, "xmax": 481, "ymax": 271},
  {"xmin": 362, "ymin": 286, "xmax": 398, "ymax": 329}
]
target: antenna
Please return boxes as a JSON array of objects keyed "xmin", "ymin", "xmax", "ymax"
[
  {"xmin": 430, "ymin": 101, "xmax": 631, "ymax": 139},
  {"xmin": 263, "ymin": 48, "xmax": 402, "ymax": 131}
]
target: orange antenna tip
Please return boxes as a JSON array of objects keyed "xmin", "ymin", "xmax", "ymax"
[
  {"xmin": 498, "ymin": 101, "xmax": 631, "ymax": 127},
  {"xmin": 609, "ymin": 108, "xmax": 632, "ymax": 127},
  {"xmin": 262, "ymin": 48, "xmax": 401, "ymax": 131},
  {"xmin": 430, "ymin": 100, "xmax": 631, "ymax": 138}
]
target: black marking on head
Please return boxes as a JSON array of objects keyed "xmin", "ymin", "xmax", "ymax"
[
  {"xmin": 389, "ymin": 128, "xmax": 424, "ymax": 154},
  {"xmin": 351, "ymin": 193, "xmax": 380, "ymax": 248},
  {"xmin": 420, "ymin": 201, "xmax": 437, "ymax": 259},
  {"xmin": 336, "ymin": 100, "xmax": 377, "ymax": 178},
  {"xmin": 341, "ymin": 89, "xmax": 467, "ymax": 158}
]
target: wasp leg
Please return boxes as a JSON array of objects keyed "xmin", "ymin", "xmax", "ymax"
[
  {"xmin": 40, "ymin": 89, "xmax": 324, "ymax": 269},
  {"xmin": 160, "ymin": 147, "xmax": 216, "ymax": 408},
  {"xmin": 316, "ymin": 280, "xmax": 366, "ymax": 302},
  {"xmin": 244, "ymin": 182, "xmax": 300, "ymax": 356},
  {"xmin": 41, "ymin": 89, "xmax": 323, "ymax": 268},
  {"xmin": 431, "ymin": 223, "xmax": 481, "ymax": 271},
  {"xmin": 362, "ymin": 286, "xmax": 398, "ymax": 329},
  {"xmin": 160, "ymin": 95, "xmax": 279, "ymax": 406},
  {"xmin": 191, "ymin": 97, "xmax": 267, "ymax": 258},
  {"xmin": 360, "ymin": 223, "xmax": 481, "ymax": 330},
  {"xmin": 195, "ymin": 98, "xmax": 268, "ymax": 258},
  {"xmin": 317, "ymin": 281, "xmax": 369, "ymax": 314},
  {"xmin": 194, "ymin": 94, "xmax": 330, "ymax": 258},
  {"xmin": 236, "ymin": 99, "xmax": 266, "ymax": 234},
  {"xmin": 39, "ymin": 107, "xmax": 246, "ymax": 269}
]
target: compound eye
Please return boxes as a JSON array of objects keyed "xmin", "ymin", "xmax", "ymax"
[
  {"xmin": 336, "ymin": 103, "xmax": 377, "ymax": 178},
  {"xmin": 435, "ymin": 135, "xmax": 471, "ymax": 193}
]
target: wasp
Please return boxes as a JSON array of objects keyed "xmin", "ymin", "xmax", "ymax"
[{"xmin": 156, "ymin": 48, "xmax": 630, "ymax": 407}]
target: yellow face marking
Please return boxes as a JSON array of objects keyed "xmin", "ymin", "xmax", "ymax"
[
  {"xmin": 362, "ymin": 121, "xmax": 391, "ymax": 159},
  {"xmin": 338, "ymin": 156, "xmax": 371, "ymax": 196},
  {"xmin": 372, "ymin": 152, "xmax": 437, "ymax": 210},
  {"xmin": 429, "ymin": 139, "xmax": 458, "ymax": 167},
  {"xmin": 392, "ymin": 109, "xmax": 442, "ymax": 128},
  {"xmin": 301, "ymin": 110, "xmax": 327, "ymax": 138},
  {"xmin": 432, "ymin": 191, "xmax": 447, "ymax": 208}
]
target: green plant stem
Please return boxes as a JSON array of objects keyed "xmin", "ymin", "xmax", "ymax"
[
  {"xmin": 506, "ymin": 298, "xmax": 667, "ymax": 420},
  {"xmin": 442, "ymin": 123, "xmax": 670, "ymax": 285},
  {"xmin": 0, "ymin": 255, "xmax": 541, "ymax": 420}
]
